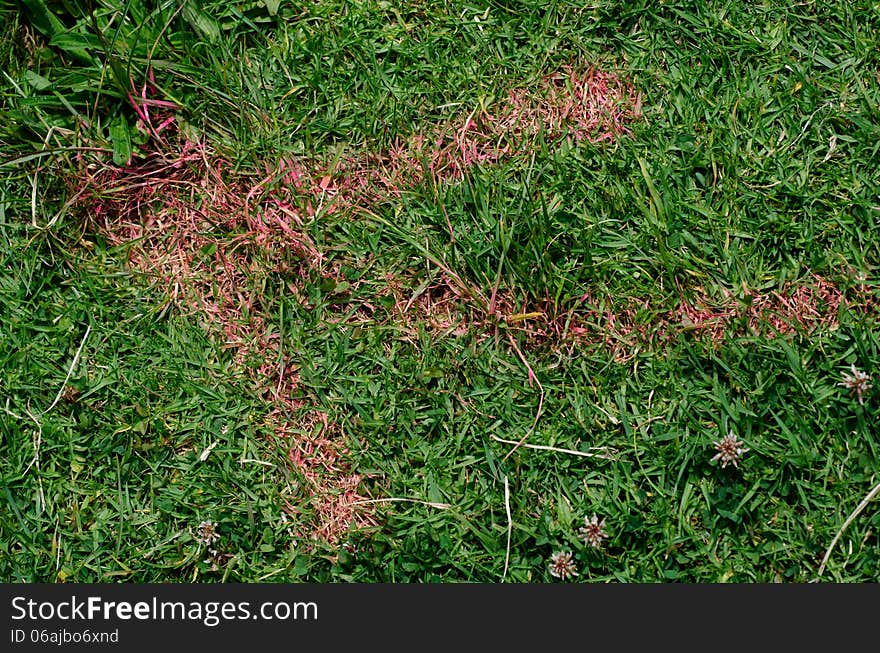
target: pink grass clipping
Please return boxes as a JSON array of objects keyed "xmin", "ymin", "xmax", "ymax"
[
  {"xmin": 82, "ymin": 136, "xmax": 377, "ymax": 547},
  {"xmin": 270, "ymin": 66, "xmax": 641, "ymax": 216},
  {"xmin": 409, "ymin": 66, "xmax": 641, "ymax": 183},
  {"xmin": 563, "ymin": 276, "xmax": 859, "ymax": 362},
  {"xmin": 383, "ymin": 274, "xmax": 868, "ymax": 364}
]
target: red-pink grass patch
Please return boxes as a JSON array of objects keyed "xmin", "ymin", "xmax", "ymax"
[
  {"xmin": 78, "ymin": 137, "xmax": 377, "ymax": 547},
  {"xmin": 400, "ymin": 67, "xmax": 641, "ymax": 185},
  {"xmin": 531, "ymin": 275, "xmax": 865, "ymax": 362},
  {"xmin": 260, "ymin": 65, "xmax": 641, "ymax": 218},
  {"xmin": 377, "ymin": 272, "xmax": 873, "ymax": 364},
  {"xmin": 281, "ymin": 412, "xmax": 376, "ymax": 546}
]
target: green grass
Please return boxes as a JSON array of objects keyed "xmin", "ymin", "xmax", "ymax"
[{"xmin": 2, "ymin": 1, "xmax": 879, "ymax": 582}]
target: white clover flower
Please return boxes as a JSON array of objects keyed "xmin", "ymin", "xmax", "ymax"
[
  {"xmin": 712, "ymin": 432, "xmax": 748, "ymax": 469},
  {"xmin": 196, "ymin": 520, "xmax": 219, "ymax": 546},
  {"xmin": 548, "ymin": 551, "xmax": 578, "ymax": 580},
  {"xmin": 839, "ymin": 364, "xmax": 872, "ymax": 405},
  {"xmin": 578, "ymin": 514, "xmax": 608, "ymax": 549}
]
